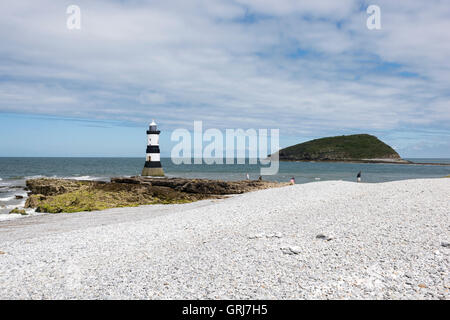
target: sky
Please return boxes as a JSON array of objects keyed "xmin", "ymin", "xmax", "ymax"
[{"xmin": 0, "ymin": 0, "xmax": 449, "ymax": 157}]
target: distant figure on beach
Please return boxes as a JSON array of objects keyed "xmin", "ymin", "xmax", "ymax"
[
  {"xmin": 258, "ymin": 175, "xmax": 262, "ymax": 181},
  {"xmin": 290, "ymin": 177, "xmax": 295, "ymax": 185},
  {"xmin": 357, "ymin": 171, "xmax": 361, "ymax": 182},
  {"xmin": 246, "ymin": 173, "xmax": 249, "ymax": 180}
]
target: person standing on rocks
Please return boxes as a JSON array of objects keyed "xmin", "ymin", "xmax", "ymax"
[{"xmin": 357, "ymin": 171, "xmax": 362, "ymax": 182}]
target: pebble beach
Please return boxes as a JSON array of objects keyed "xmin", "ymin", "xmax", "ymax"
[{"xmin": 0, "ymin": 178, "xmax": 449, "ymax": 299}]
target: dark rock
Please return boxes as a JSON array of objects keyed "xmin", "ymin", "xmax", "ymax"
[
  {"xmin": 15, "ymin": 195, "xmax": 24, "ymax": 199},
  {"xmin": 316, "ymin": 234, "xmax": 333, "ymax": 241},
  {"xmin": 112, "ymin": 176, "xmax": 287, "ymax": 195},
  {"xmin": 111, "ymin": 177, "xmax": 151, "ymax": 185},
  {"xmin": 281, "ymin": 246, "xmax": 302, "ymax": 255}
]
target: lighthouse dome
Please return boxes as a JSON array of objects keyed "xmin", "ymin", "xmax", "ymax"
[{"xmin": 148, "ymin": 119, "xmax": 159, "ymax": 133}]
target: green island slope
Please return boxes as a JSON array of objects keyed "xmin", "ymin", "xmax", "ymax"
[{"xmin": 273, "ymin": 134, "xmax": 408, "ymax": 163}]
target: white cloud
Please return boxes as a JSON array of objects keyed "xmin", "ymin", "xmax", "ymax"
[
  {"xmin": 0, "ymin": 0, "xmax": 448, "ymax": 148},
  {"xmin": 138, "ymin": 92, "xmax": 167, "ymax": 105}
]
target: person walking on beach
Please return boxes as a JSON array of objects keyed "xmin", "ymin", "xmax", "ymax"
[
  {"xmin": 357, "ymin": 171, "xmax": 361, "ymax": 182},
  {"xmin": 246, "ymin": 173, "xmax": 249, "ymax": 180},
  {"xmin": 290, "ymin": 177, "xmax": 295, "ymax": 185}
]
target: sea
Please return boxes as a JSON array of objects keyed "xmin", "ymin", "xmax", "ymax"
[{"xmin": 1, "ymin": 157, "xmax": 449, "ymax": 218}]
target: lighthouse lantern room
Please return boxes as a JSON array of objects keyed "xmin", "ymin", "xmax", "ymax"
[{"xmin": 141, "ymin": 120, "xmax": 165, "ymax": 176}]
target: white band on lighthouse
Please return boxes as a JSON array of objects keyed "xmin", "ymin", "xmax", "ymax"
[
  {"xmin": 146, "ymin": 153, "xmax": 160, "ymax": 162},
  {"xmin": 148, "ymin": 134, "xmax": 159, "ymax": 146}
]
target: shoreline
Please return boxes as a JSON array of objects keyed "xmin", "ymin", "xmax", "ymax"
[
  {"xmin": 0, "ymin": 178, "xmax": 448, "ymax": 299},
  {"xmin": 2, "ymin": 174, "xmax": 450, "ymax": 220}
]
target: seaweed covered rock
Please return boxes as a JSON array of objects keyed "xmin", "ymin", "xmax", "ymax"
[
  {"xmin": 26, "ymin": 179, "xmax": 99, "ymax": 196},
  {"xmin": 9, "ymin": 208, "xmax": 27, "ymax": 215},
  {"xmin": 25, "ymin": 178, "xmax": 201, "ymax": 213},
  {"xmin": 24, "ymin": 177, "xmax": 288, "ymax": 213}
]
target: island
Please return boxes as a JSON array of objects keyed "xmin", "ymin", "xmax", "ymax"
[{"xmin": 271, "ymin": 134, "xmax": 411, "ymax": 164}]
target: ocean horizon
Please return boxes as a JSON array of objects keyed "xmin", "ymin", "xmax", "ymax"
[{"xmin": 1, "ymin": 157, "xmax": 449, "ymax": 182}]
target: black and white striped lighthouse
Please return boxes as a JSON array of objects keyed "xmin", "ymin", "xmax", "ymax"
[{"xmin": 141, "ymin": 120, "xmax": 164, "ymax": 176}]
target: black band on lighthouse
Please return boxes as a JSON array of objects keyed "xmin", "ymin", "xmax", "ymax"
[
  {"xmin": 144, "ymin": 161, "xmax": 162, "ymax": 168},
  {"xmin": 146, "ymin": 146, "xmax": 160, "ymax": 153}
]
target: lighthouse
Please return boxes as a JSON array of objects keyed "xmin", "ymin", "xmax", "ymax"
[{"xmin": 141, "ymin": 120, "xmax": 165, "ymax": 176}]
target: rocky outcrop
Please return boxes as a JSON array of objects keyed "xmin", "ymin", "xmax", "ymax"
[
  {"xmin": 26, "ymin": 179, "xmax": 101, "ymax": 196},
  {"xmin": 110, "ymin": 177, "xmax": 286, "ymax": 195},
  {"xmin": 25, "ymin": 177, "xmax": 288, "ymax": 213}
]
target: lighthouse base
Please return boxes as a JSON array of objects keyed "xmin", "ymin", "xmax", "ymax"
[{"xmin": 141, "ymin": 167, "xmax": 165, "ymax": 177}]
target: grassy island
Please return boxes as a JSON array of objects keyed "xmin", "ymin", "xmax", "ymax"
[{"xmin": 273, "ymin": 134, "xmax": 408, "ymax": 163}]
